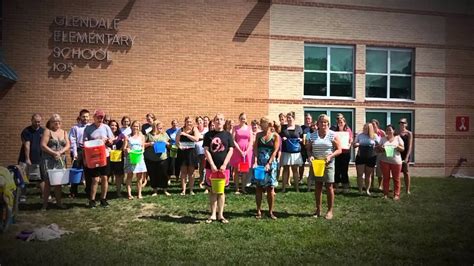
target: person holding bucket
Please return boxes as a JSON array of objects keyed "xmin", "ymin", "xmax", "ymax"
[
  {"xmin": 176, "ymin": 116, "xmax": 200, "ymax": 195},
  {"xmin": 82, "ymin": 109, "xmax": 114, "ymax": 208},
  {"xmin": 230, "ymin": 113, "xmax": 253, "ymax": 194},
  {"xmin": 280, "ymin": 111, "xmax": 303, "ymax": 193},
  {"xmin": 40, "ymin": 114, "xmax": 70, "ymax": 210},
  {"xmin": 203, "ymin": 113, "xmax": 234, "ymax": 224},
  {"xmin": 331, "ymin": 114, "xmax": 353, "ymax": 194},
  {"xmin": 354, "ymin": 123, "xmax": 381, "ymax": 196},
  {"xmin": 124, "ymin": 120, "xmax": 148, "ymax": 199},
  {"xmin": 195, "ymin": 116, "xmax": 209, "ymax": 191},
  {"xmin": 398, "ymin": 118, "xmax": 413, "ymax": 195},
  {"xmin": 108, "ymin": 120, "xmax": 126, "ymax": 197},
  {"xmin": 69, "ymin": 109, "xmax": 90, "ymax": 198},
  {"xmin": 306, "ymin": 114, "xmax": 342, "ymax": 220},
  {"xmin": 144, "ymin": 121, "xmax": 171, "ymax": 196},
  {"xmin": 253, "ymin": 117, "xmax": 280, "ymax": 219},
  {"xmin": 379, "ymin": 125, "xmax": 404, "ymax": 200}
]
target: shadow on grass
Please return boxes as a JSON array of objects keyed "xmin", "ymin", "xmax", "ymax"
[
  {"xmin": 138, "ymin": 214, "xmax": 204, "ymax": 224},
  {"xmin": 189, "ymin": 209, "xmax": 312, "ymax": 219}
]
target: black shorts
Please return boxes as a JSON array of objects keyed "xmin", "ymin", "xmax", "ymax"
[
  {"xmin": 355, "ymin": 155, "xmax": 377, "ymax": 168},
  {"xmin": 84, "ymin": 163, "xmax": 110, "ymax": 178},
  {"xmin": 108, "ymin": 158, "xmax": 124, "ymax": 176}
]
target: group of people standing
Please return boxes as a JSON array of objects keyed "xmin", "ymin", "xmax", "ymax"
[{"xmin": 17, "ymin": 109, "xmax": 412, "ymax": 221}]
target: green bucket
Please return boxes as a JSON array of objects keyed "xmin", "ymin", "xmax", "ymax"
[
  {"xmin": 384, "ymin": 145, "xmax": 395, "ymax": 158},
  {"xmin": 170, "ymin": 145, "xmax": 178, "ymax": 158},
  {"xmin": 129, "ymin": 150, "xmax": 143, "ymax": 164}
]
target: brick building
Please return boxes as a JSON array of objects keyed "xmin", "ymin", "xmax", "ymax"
[{"xmin": 1, "ymin": 0, "xmax": 473, "ymax": 177}]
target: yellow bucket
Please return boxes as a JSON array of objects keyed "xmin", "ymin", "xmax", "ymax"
[
  {"xmin": 110, "ymin": 150, "xmax": 122, "ymax": 162},
  {"xmin": 311, "ymin": 159, "xmax": 326, "ymax": 177},
  {"xmin": 211, "ymin": 178, "xmax": 226, "ymax": 194}
]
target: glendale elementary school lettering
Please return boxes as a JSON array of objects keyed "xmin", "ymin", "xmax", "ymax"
[{"xmin": 52, "ymin": 16, "xmax": 136, "ymax": 72}]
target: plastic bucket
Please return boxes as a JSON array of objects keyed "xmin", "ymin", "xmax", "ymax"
[
  {"xmin": 311, "ymin": 160, "xmax": 326, "ymax": 177},
  {"xmin": 170, "ymin": 145, "xmax": 178, "ymax": 158},
  {"xmin": 211, "ymin": 178, "xmax": 226, "ymax": 194},
  {"xmin": 84, "ymin": 140, "xmax": 107, "ymax": 168},
  {"xmin": 385, "ymin": 145, "xmax": 395, "ymax": 157},
  {"xmin": 153, "ymin": 141, "xmax": 167, "ymax": 154},
  {"xmin": 47, "ymin": 168, "xmax": 69, "ymax": 186},
  {"xmin": 129, "ymin": 150, "xmax": 143, "ymax": 164},
  {"xmin": 69, "ymin": 168, "xmax": 83, "ymax": 184},
  {"xmin": 254, "ymin": 166, "xmax": 266, "ymax": 181},
  {"xmin": 238, "ymin": 161, "xmax": 250, "ymax": 173},
  {"xmin": 110, "ymin": 150, "xmax": 122, "ymax": 162}
]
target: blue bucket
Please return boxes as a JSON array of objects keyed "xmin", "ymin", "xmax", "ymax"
[
  {"xmin": 254, "ymin": 166, "xmax": 266, "ymax": 181},
  {"xmin": 69, "ymin": 168, "xmax": 83, "ymax": 184},
  {"xmin": 153, "ymin": 141, "xmax": 167, "ymax": 154}
]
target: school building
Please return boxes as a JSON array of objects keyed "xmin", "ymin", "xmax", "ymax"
[{"xmin": 0, "ymin": 0, "xmax": 473, "ymax": 177}]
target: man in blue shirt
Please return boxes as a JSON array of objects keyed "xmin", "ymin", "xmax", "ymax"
[{"xmin": 18, "ymin": 114, "xmax": 45, "ymax": 201}]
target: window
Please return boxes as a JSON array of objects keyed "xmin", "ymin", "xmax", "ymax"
[
  {"xmin": 366, "ymin": 110, "xmax": 414, "ymax": 161},
  {"xmin": 366, "ymin": 48, "xmax": 413, "ymax": 100},
  {"xmin": 304, "ymin": 45, "xmax": 354, "ymax": 98}
]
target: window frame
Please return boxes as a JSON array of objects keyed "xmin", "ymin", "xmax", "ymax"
[
  {"xmin": 304, "ymin": 44, "xmax": 355, "ymax": 100},
  {"xmin": 365, "ymin": 109, "xmax": 415, "ymax": 162},
  {"xmin": 365, "ymin": 47, "xmax": 414, "ymax": 101}
]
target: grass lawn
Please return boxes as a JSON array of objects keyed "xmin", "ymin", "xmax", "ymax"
[{"xmin": 1, "ymin": 176, "xmax": 473, "ymax": 265}]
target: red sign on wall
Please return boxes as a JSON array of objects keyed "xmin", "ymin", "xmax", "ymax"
[{"xmin": 456, "ymin": 116, "xmax": 469, "ymax": 132}]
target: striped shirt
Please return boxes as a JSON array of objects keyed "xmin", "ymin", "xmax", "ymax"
[{"xmin": 309, "ymin": 130, "xmax": 336, "ymax": 165}]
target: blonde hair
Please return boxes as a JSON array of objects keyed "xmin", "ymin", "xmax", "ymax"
[
  {"xmin": 317, "ymin": 114, "xmax": 330, "ymax": 124},
  {"xmin": 364, "ymin": 123, "xmax": 376, "ymax": 139},
  {"xmin": 49, "ymin": 113, "xmax": 62, "ymax": 123},
  {"xmin": 130, "ymin": 120, "xmax": 141, "ymax": 136}
]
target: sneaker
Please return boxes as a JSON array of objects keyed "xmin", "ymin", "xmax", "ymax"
[
  {"xmin": 88, "ymin": 200, "xmax": 96, "ymax": 209},
  {"xmin": 100, "ymin": 199, "xmax": 109, "ymax": 208}
]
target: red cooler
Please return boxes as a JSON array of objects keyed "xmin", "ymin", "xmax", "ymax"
[{"xmin": 84, "ymin": 140, "xmax": 107, "ymax": 168}]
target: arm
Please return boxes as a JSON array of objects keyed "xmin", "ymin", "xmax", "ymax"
[
  {"xmin": 220, "ymin": 147, "xmax": 234, "ymax": 172},
  {"xmin": 175, "ymin": 132, "xmax": 182, "ymax": 148},
  {"xmin": 144, "ymin": 134, "xmax": 154, "ymax": 148},
  {"xmin": 204, "ymin": 147, "xmax": 218, "ymax": 172},
  {"xmin": 123, "ymin": 136, "xmax": 130, "ymax": 153},
  {"xmin": 329, "ymin": 135, "xmax": 342, "ymax": 162},
  {"xmin": 253, "ymin": 134, "xmax": 259, "ymax": 167},
  {"xmin": 24, "ymin": 141, "xmax": 32, "ymax": 165},
  {"xmin": 306, "ymin": 136, "xmax": 313, "ymax": 162},
  {"xmin": 179, "ymin": 127, "xmax": 200, "ymax": 142},
  {"xmin": 61, "ymin": 129, "xmax": 71, "ymax": 155},
  {"xmin": 232, "ymin": 130, "xmax": 243, "ymax": 156},
  {"xmin": 405, "ymin": 132, "xmax": 413, "ymax": 162},
  {"xmin": 69, "ymin": 127, "xmax": 78, "ymax": 159},
  {"xmin": 353, "ymin": 134, "xmax": 360, "ymax": 148},
  {"xmin": 397, "ymin": 136, "xmax": 405, "ymax": 153},
  {"xmin": 266, "ymin": 134, "xmax": 280, "ymax": 171}
]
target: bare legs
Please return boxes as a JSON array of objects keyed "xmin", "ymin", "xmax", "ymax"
[
  {"xmin": 256, "ymin": 186, "xmax": 276, "ymax": 219},
  {"xmin": 180, "ymin": 165, "xmax": 195, "ymax": 195},
  {"xmin": 208, "ymin": 191, "xmax": 227, "ymax": 223},
  {"xmin": 42, "ymin": 180, "xmax": 63, "ymax": 209},
  {"xmin": 356, "ymin": 164, "xmax": 374, "ymax": 195},
  {"xmin": 314, "ymin": 182, "xmax": 334, "ymax": 219},
  {"xmin": 282, "ymin": 165, "xmax": 300, "ymax": 192}
]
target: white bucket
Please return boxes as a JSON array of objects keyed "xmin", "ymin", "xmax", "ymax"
[
  {"xmin": 47, "ymin": 168, "xmax": 70, "ymax": 186},
  {"xmin": 84, "ymin": 139, "xmax": 104, "ymax": 148}
]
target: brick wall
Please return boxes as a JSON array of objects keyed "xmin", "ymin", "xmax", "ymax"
[{"xmin": 0, "ymin": 0, "xmax": 270, "ymax": 165}]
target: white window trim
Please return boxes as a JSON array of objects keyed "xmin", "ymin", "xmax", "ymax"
[
  {"xmin": 365, "ymin": 109, "xmax": 414, "ymax": 130},
  {"xmin": 366, "ymin": 48, "xmax": 414, "ymax": 100},
  {"xmin": 304, "ymin": 44, "xmax": 355, "ymax": 99}
]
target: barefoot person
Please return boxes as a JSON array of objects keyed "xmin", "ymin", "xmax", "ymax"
[
  {"xmin": 253, "ymin": 117, "xmax": 280, "ymax": 219},
  {"xmin": 203, "ymin": 113, "xmax": 234, "ymax": 224},
  {"xmin": 307, "ymin": 114, "xmax": 341, "ymax": 219}
]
